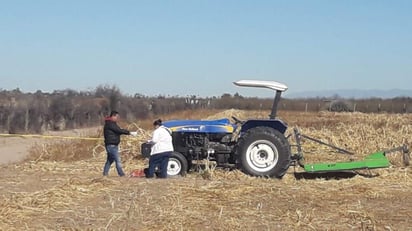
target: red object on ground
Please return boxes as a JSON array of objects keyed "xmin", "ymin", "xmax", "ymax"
[{"xmin": 129, "ymin": 169, "xmax": 145, "ymax": 177}]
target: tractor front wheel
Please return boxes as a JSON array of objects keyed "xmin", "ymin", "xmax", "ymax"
[
  {"xmin": 167, "ymin": 152, "xmax": 188, "ymax": 177},
  {"xmin": 236, "ymin": 127, "xmax": 291, "ymax": 178}
]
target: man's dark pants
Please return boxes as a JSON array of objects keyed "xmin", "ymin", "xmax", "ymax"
[{"xmin": 103, "ymin": 145, "xmax": 125, "ymax": 176}]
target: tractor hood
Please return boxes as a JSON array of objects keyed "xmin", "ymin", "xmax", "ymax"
[{"xmin": 163, "ymin": 118, "xmax": 236, "ymax": 133}]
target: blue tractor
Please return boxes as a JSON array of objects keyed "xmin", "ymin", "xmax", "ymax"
[{"xmin": 143, "ymin": 80, "xmax": 291, "ymax": 178}]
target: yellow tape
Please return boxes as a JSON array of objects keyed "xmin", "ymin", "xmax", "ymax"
[{"xmin": 0, "ymin": 133, "xmax": 103, "ymax": 141}]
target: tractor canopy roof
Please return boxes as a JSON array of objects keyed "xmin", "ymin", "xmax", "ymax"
[{"xmin": 233, "ymin": 80, "xmax": 288, "ymax": 92}]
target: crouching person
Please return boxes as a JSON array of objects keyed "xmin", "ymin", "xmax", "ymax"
[{"xmin": 146, "ymin": 119, "xmax": 173, "ymax": 178}]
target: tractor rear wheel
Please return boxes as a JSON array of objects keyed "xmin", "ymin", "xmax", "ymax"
[
  {"xmin": 167, "ymin": 152, "xmax": 188, "ymax": 177},
  {"xmin": 236, "ymin": 127, "xmax": 290, "ymax": 178}
]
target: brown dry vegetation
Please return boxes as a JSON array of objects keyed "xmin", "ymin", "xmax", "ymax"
[{"xmin": 1, "ymin": 109, "xmax": 411, "ymax": 230}]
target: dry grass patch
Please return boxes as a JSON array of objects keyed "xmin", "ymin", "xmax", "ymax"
[{"xmin": 1, "ymin": 110, "xmax": 411, "ymax": 230}]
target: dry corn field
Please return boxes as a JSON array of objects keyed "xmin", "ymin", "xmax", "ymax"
[{"xmin": 1, "ymin": 109, "xmax": 411, "ymax": 230}]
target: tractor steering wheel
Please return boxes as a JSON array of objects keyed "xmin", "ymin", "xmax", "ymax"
[{"xmin": 232, "ymin": 116, "xmax": 244, "ymax": 125}]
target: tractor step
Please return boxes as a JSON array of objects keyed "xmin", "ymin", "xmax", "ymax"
[{"xmin": 304, "ymin": 152, "xmax": 390, "ymax": 173}]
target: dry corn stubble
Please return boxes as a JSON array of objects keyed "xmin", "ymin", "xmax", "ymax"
[{"xmin": 0, "ymin": 110, "xmax": 411, "ymax": 230}]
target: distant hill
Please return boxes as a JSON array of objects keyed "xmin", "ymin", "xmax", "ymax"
[{"xmin": 285, "ymin": 89, "xmax": 412, "ymax": 99}]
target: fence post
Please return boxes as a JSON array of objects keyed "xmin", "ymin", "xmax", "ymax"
[{"xmin": 24, "ymin": 107, "xmax": 29, "ymax": 132}]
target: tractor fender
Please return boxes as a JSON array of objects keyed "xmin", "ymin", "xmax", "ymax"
[{"xmin": 240, "ymin": 119, "xmax": 288, "ymax": 134}]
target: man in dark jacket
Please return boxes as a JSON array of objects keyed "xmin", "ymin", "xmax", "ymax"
[{"xmin": 103, "ymin": 111, "xmax": 136, "ymax": 176}]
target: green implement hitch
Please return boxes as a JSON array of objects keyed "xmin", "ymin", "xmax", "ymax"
[{"xmin": 291, "ymin": 128, "xmax": 410, "ymax": 174}]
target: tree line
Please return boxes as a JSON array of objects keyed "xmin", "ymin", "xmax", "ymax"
[{"xmin": 1, "ymin": 86, "xmax": 411, "ymax": 134}]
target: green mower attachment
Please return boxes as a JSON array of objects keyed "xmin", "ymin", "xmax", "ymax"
[
  {"xmin": 304, "ymin": 151, "xmax": 389, "ymax": 173},
  {"xmin": 291, "ymin": 128, "xmax": 410, "ymax": 173}
]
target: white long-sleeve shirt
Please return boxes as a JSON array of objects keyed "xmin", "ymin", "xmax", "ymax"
[{"xmin": 150, "ymin": 126, "xmax": 174, "ymax": 155}]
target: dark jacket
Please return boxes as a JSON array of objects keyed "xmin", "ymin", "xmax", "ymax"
[{"xmin": 104, "ymin": 117, "xmax": 130, "ymax": 145}]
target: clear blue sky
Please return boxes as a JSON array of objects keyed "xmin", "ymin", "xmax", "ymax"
[{"xmin": 1, "ymin": 1, "xmax": 411, "ymax": 98}]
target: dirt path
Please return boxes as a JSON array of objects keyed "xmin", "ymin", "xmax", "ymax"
[{"xmin": 0, "ymin": 127, "xmax": 101, "ymax": 165}]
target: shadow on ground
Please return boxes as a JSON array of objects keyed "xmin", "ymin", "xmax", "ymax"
[{"xmin": 293, "ymin": 171, "xmax": 380, "ymax": 180}]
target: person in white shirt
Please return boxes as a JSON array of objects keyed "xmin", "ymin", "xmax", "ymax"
[{"xmin": 145, "ymin": 119, "xmax": 174, "ymax": 178}]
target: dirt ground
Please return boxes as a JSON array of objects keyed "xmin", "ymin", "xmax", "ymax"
[
  {"xmin": 0, "ymin": 112, "xmax": 411, "ymax": 230},
  {"xmin": 0, "ymin": 136, "xmax": 38, "ymax": 164},
  {"xmin": 0, "ymin": 127, "xmax": 100, "ymax": 165}
]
